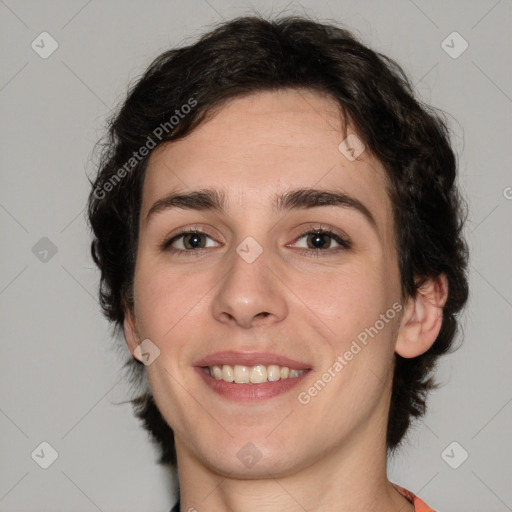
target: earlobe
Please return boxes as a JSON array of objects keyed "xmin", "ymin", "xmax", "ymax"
[
  {"xmin": 123, "ymin": 310, "xmax": 141, "ymax": 360},
  {"xmin": 395, "ymin": 274, "xmax": 449, "ymax": 359}
]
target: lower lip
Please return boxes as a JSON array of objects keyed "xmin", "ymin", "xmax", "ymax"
[{"xmin": 195, "ymin": 367, "xmax": 310, "ymax": 402}]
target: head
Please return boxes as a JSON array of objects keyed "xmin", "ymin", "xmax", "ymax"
[{"xmin": 88, "ymin": 15, "xmax": 468, "ymax": 471}]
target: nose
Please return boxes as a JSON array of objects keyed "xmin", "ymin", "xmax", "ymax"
[{"xmin": 210, "ymin": 242, "xmax": 288, "ymax": 329}]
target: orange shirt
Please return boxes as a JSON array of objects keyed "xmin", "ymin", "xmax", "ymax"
[{"xmin": 393, "ymin": 483, "xmax": 435, "ymax": 511}]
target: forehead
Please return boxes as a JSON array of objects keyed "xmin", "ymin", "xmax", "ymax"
[{"xmin": 142, "ymin": 88, "xmax": 393, "ymax": 238}]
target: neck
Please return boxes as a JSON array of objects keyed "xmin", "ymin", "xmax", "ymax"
[{"xmin": 175, "ymin": 416, "xmax": 414, "ymax": 512}]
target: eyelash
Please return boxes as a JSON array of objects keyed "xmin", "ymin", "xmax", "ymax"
[
  {"xmin": 292, "ymin": 225, "xmax": 352, "ymax": 256},
  {"xmin": 160, "ymin": 225, "xmax": 352, "ymax": 257}
]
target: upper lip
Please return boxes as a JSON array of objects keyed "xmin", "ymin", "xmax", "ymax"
[{"xmin": 194, "ymin": 351, "xmax": 311, "ymax": 371}]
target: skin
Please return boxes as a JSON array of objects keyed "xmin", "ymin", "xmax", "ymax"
[{"xmin": 124, "ymin": 88, "xmax": 448, "ymax": 512}]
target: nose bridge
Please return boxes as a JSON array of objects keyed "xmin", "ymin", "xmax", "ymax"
[{"xmin": 211, "ymin": 233, "xmax": 287, "ymax": 328}]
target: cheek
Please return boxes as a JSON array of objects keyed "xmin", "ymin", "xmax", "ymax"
[
  {"xmin": 293, "ymin": 261, "xmax": 392, "ymax": 341},
  {"xmin": 133, "ymin": 260, "xmax": 208, "ymax": 343},
  {"xmin": 297, "ymin": 263, "xmax": 399, "ymax": 429}
]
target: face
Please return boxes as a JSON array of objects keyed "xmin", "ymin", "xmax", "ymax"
[{"xmin": 125, "ymin": 88, "xmax": 404, "ymax": 478}]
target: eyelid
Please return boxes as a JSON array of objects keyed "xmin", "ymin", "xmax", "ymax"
[
  {"xmin": 288, "ymin": 223, "xmax": 352, "ymax": 251},
  {"xmin": 160, "ymin": 225, "xmax": 221, "ymax": 252}
]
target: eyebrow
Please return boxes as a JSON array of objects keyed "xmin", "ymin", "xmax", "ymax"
[{"xmin": 146, "ymin": 187, "xmax": 377, "ymax": 230}]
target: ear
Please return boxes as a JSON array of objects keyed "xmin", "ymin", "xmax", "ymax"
[
  {"xmin": 395, "ymin": 274, "xmax": 449, "ymax": 358},
  {"xmin": 123, "ymin": 309, "xmax": 141, "ymax": 361}
]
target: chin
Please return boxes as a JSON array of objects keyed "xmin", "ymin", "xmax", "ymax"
[{"xmin": 186, "ymin": 430, "xmax": 311, "ymax": 478}]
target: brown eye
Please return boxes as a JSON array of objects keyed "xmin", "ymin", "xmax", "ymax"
[
  {"xmin": 306, "ymin": 232, "xmax": 333, "ymax": 249},
  {"xmin": 292, "ymin": 229, "xmax": 351, "ymax": 253},
  {"xmin": 163, "ymin": 230, "xmax": 219, "ymax": 252},
  {"xmin": 181, "ymin": 233, "xmax": 207, "ymax": 249}
]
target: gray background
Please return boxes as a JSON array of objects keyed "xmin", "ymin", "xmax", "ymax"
[{"xmin": 1, "ymin": 0, "xmax": 511, "ymax": 511}]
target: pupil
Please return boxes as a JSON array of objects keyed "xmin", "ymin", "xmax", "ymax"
[
  {"xmin": 187, "ymin": 234, "xmax": 203, "ymax": 249},
  {"xmin": 310, "ymin": 233, "xmax": 327, "ymax": 249}
]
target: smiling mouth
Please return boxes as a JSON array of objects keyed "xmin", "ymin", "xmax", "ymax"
[{"xmin": 202, "ymin": 364, "xmax": 307, "ymax": 384}]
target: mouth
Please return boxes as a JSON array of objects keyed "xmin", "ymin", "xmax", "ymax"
[{"xmin": 194, "ymin": 351, "xmax": 312, "ymax": 401}]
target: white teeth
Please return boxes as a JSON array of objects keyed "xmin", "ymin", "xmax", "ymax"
[
  {"xmin": 211, "ymin": 365, "xmax": 223, "ymax": 380},
  {"xmin": 222, "ymin": 364, "xmax": 234, "ymax": 382},
  {"xmin": 233, "ymin": 365, "xmax": 250, "ymax": 383},
  {"xmin": 206, "ymin": 364, "xmax": 305, "ymax": 384},
  {"xmin": 267, "ymin": 365, "xmax": 281, "ymax": 382},
  {"xmin": 250, "ymin": 365, "xmax": 267, "ymax": 384}
]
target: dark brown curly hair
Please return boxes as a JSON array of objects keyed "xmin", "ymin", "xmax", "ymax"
[{"xmin": 87, "ymin": 15, "xmax": 469, "ymax": 466}]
